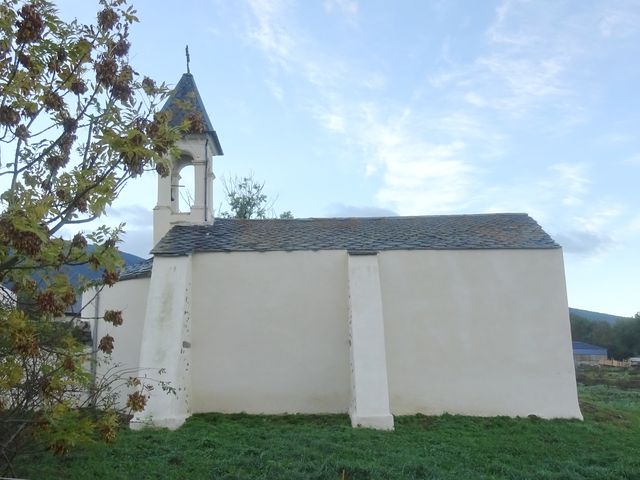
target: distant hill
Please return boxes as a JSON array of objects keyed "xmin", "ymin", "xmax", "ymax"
[
  {"xmin": 569, "ymin": 307, "xmax": 628, "ymax": 324},
  {"xmin": 62, "ymin": 248, "xmax": 144, "ymax": 287}
]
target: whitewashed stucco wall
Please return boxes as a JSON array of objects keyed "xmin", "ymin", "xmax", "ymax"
[
  {"xmin": 189, "ymin": 250, "xmax": 352, "ymax": 414},
  {"xmin": 96, "ymin": 246, "xmax": 580, "ymax": 421},
  {"xmin": 83, "ymin": 277, "xmax": 150, "ymax": 407},
  {"xmin": 378, "ymin": 248, "xmax": 581, "ymax": 419}
]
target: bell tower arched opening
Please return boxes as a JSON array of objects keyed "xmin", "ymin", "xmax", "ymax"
[{"xmin": 171, "ymin": 155, "xmax": 195, "ymax": 214}]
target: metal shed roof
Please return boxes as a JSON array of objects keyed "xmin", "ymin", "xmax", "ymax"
[{"xmin": 572, "ymin": 341, "xmax": 608, "ymax": 356}]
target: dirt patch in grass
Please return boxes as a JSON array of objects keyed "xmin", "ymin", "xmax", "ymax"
[{"xmin": 579, "ymin": 400, "xmax": 633, "ymax": 426}]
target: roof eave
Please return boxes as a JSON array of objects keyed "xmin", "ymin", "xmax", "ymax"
[{"xmin": 205, "ymin": 129, "xmax": 223, "ymax": 155}]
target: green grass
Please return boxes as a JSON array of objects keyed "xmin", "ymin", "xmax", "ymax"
[{"xmin": 15, "ymin": 370, "xmax": 640, "ymax": 479}]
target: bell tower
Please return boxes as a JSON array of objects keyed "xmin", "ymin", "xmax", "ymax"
[{"xmin": 153, "ymin": 53, "xmax": 223, "ymax": 245}]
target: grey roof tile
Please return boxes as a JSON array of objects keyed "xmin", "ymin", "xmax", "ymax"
[
  {"xmin": 151, "ymin": 213, "xmax": 559, "ymax": 256},
  {"xmin": 119, "ymin": 257, "xmax": 153, "ymax": 280}
]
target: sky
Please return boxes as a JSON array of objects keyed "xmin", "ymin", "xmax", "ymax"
[{"xmin": 53, "ymin": 0, "xmax": 639, "ymax": 316}]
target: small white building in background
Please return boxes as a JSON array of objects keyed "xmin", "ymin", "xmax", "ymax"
[{"xmin": 85, "ymin": 69, "xmax": 582, "ymax": 430}]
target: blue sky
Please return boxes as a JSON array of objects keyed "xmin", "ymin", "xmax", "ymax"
[{"xmin": 58, "ymin": 0, "xmax": 639, "ymax": 316}]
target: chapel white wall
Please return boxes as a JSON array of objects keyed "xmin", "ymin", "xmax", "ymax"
[
  {"xmin": 189, "ymin": 250, "xmax": 351, "ymax": 414},
  {"xmin": 106, "ymin": 247, "xmax": 580, "ymax": 421},
  {"xmin": 82, "ymin": 277, "xmax": 150, "ymax": 408},
  {"xmin": 378, "ymin": 248, "xmax": 581, "ymax": 419}
]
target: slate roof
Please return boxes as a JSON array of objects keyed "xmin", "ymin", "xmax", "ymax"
[
  {"xmin": 119, "ymin": 257, "xmax": 154, "ymax": 281},
  {"xmin": 151, "ymin": 213, "xmax": 559, "ymax": 256},
  {"xmin": 161, "ymin": 73, "xmax": 223, "ymax": 154}
]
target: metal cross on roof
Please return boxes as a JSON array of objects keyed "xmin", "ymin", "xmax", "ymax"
[{"xmin": 185, "ymin": 45, "xmax": 190, "ymax": 74}]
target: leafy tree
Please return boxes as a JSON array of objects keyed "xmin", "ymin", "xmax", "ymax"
[
  {"xmin": 569, "ymin": 314, "xmax": 592, "ymax": 343},
  {"xmin": 220, "ymin": 174, "xmax": 292, "ymax": 219},
  {"xmin": 0, "ymin": 0, "xmax": 189, "ymax": 472},
  {"xmin": 610, "ymin": 315, "xmax": 640, "ymax": 359},
  {"xmin": 589, "ymin": 321, "xmax": 615, "ymax": 352}
]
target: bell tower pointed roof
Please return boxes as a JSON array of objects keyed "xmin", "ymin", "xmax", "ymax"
[{"xmin": 161, "ymin": 70, "xmax": 223, "ymax": 155}]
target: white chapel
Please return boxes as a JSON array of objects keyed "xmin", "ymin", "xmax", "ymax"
[{"xmin": 85, "ymin": 68, "xmax": 582, "ymax": 430}]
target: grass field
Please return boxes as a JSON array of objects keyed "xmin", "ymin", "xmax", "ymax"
[{"xmin": 15, "ymin": 367, "xmax": 640, "ymax": 479}]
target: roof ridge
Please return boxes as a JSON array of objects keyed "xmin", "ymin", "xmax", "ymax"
[{"xmin": 209, "ymin": 212, "xmax": 531, "ymax": 222}]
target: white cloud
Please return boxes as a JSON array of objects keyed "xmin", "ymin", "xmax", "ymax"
[
  {"xmin": 625, "ymin": 215, "xmax": 640, "ymax": 234},
  {"xmin": 362, "ymin": 72, "xmax": 387, "ymax": 90},
  {"xmin": 558, "ymin": 202, "xmax": 625, "ymax": 258},
  {"xmin": 548, "ymin": 163, "xmax": 590, "ymax": 207},
  {"xmin": 470, "ymin": 161, "xmax": 626, "ymax": 261},
  {"xmin": 428, "ymin": 0, "xmax": 640, "ymax": 121},
  {"xmin": 247, "ymin": 0, "xmax": 296, "ymax": 69},
  {"xmin": 267, "ymin": 79, "xmax": 285, "ymax": 101},
  {"xmin": 463, "ymin": 92, "xmax": 488, "ymax": 107},
  {"xmin": 599, "ymin": 3, "xmax": 640, "ymax": 38},
  {"xmin": 548, "ymin": 200, "xmax": 623, "ymax": 257},
  {"xmin": 427, "ymin": 69, "xmax": 463, "ymax": 89},
  {"xmin": 574, "ymin": 204, "xmax": 623, "ymax": 235},
  {"xmin": 319, "ymin": 112, "xmax": 346, "ymax": 133},
  {"xmin": 314, "ymin": 100, "xmax": 477, "ymax": 215},
  {"xmin": 106, "ymin": 205, "xmax": 152, "ymax": 226},
  {"xmin": 596, "ymin": 132, "xmax": 635, "ymax": 146},
  {"xmin": 463, "ymin": 1, "xmax": 575, "ymax": 117},
  {"xmin": 480, "ymin": 55, "xmax": 568, "ymax": 99},
  {"xmin": 554, "ymin": 229, "xmax": 612, "ymax": 256},
  {"xmin": 442, "ymin": 113, "xmax": 508, "ymax": 162},
  {"xmin": 428, "ymin": 53, "xmax": 571, "ymax": 119},
  {"xmin": 487, "ymin": 0, "xmax": 541, "ymax": 47},
  {"xmin": 245, "ymin": 0, "xmax": 347, "ymax": 89},
  {"xmin": 323, "ymin": 0, "xmax": 358, "ymax": 19},
  {"xmin": 623, "ymin": 153, "xmax": 640, "ymax": 165},
  {"xmin": 345, "ymin": 106, "xmax": 475, "ymax": 215}
]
